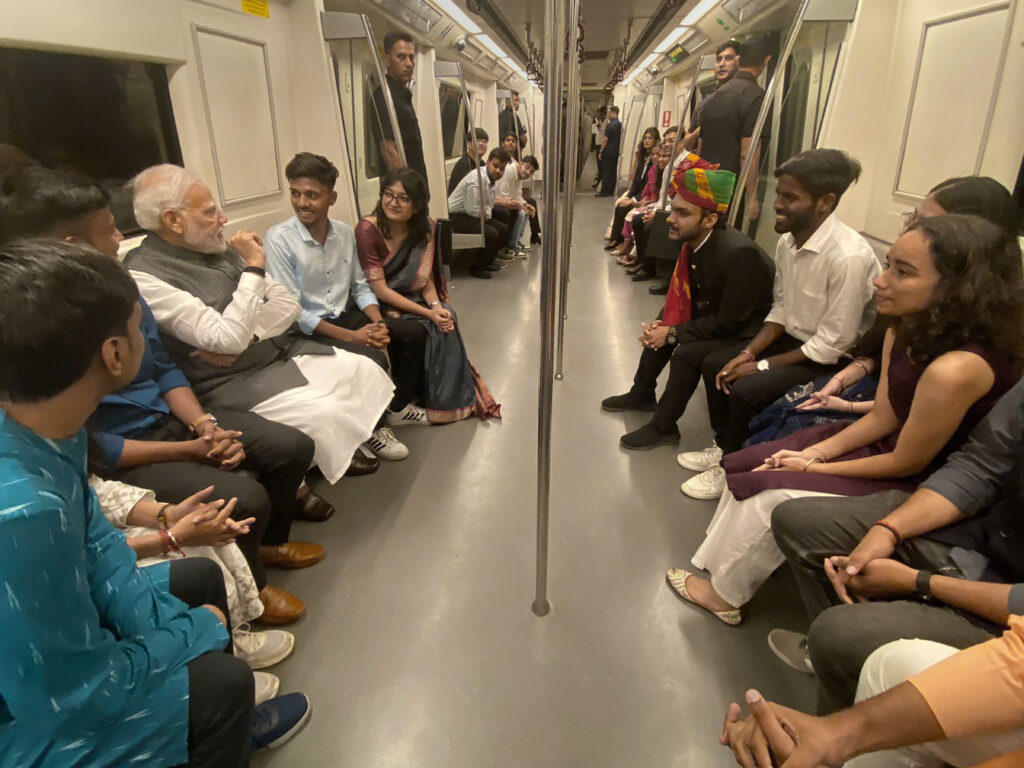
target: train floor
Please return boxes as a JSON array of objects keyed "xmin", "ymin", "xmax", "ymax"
[{"xmin": 253, "ymin": 164, "xmax": 816, "ymax": 767}]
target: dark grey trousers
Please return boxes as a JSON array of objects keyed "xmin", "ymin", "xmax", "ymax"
[{"xmin": 771, "ymin": 491, "xmax": 997, "ymax": 713}]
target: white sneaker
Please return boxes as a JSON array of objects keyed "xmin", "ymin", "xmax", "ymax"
[
  {"xmin": 234, "ymin": 625, "xmax": 295, "ymax": 670},
  {"xmin": 365, "ymin": 427, "xmax": 409, "ymax": 461},
  {"xmin": 681, "ymin": 466, "xmax": 726, "ymax": 500},
  {"xmin": 386, "ymin": 403, "xmax": 430, "ymax": 427},
  {"xmin": 254, "ymin": 671, "xmax": 280, "ymax": 705},
  {"xmin": 676, "ymin": 442, "xmax": 723, "ymax": 471},
  {"xmin": 513, "ymin": 244, "xmax": 530, "ymax": 259}
]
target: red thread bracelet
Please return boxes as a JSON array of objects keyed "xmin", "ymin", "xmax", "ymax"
[{"xmin": 872, "ymin": 520, "xmax": 904, "ymax": 547}]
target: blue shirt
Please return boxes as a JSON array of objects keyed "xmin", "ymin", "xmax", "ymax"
[
  {"xmin": 87, "ymin": 299, "xmax": 191, "ymax": 465},
  {"xmin": 0, "ymin": 411, "xmax": 229, "ymax": 767},
  {"xmin": 264, "ymin": 216, "xmax": 378, "ymax": 335}
]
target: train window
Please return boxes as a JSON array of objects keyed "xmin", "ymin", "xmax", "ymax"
[
  {"xmin": 438, "ymin": 81, "xmax": 468, "ymax": 160},
  {"xmin": 0, "ymin": 47, "xmax": 183, "ymax": 236}
]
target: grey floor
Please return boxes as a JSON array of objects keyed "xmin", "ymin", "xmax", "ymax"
[{"xmin": 253, "ymin": 169, "xmax": 814, "ymax": 767}]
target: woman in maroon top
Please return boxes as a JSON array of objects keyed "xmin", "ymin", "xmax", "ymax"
[
  {"xmin": 355, "ymin": 168, "xmax": 499, "ymax": 424},
  {"xmin": 667, "ymin": 214, "xmax": 1022, "ymax": 625}
]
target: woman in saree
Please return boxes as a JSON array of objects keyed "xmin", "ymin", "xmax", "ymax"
[{"xmin": 355, "ymin": 167, "xmax": 500, "ymax": 424}]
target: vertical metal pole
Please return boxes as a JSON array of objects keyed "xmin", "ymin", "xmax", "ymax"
[
  {"xmin": 727, "ymin": 0, "xmax": 812, "ymax": 227},
  {"xmin": 554, "ymin": 6, "xmax": 581, "ymax": 380},
  {"xmin": 533, "ymin": 0, "xmax": 566, "ymax": 618},
  {"xmin": 658, "ymin": 61, "xmax": 707, "ymax": 207}
]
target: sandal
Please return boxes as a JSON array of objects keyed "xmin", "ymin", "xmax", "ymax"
[
  {"xmin": 617, "ymin": 255, "xmax": 637, "ymax": 267},
  {"xmin": 665, "ymin": 568, "xmax": 742, "ymax": 626}
]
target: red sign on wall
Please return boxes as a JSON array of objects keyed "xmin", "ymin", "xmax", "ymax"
[{"xmin": 662, "ymin": 110, "xmax": 672, "ymax": 127}]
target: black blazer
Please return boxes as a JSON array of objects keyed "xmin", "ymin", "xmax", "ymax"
[{"xmin": 673, "ymin": 226, "xmax": 775, "ymax": 345}]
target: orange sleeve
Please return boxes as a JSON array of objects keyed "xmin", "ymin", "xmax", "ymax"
[
  {"xmin": 908, "ymin": 615, "xmax": 1024, "ymax": 739},
  {"xmin": 969, "ymin": 748, "xmax": 1024, "ymax": 768}
]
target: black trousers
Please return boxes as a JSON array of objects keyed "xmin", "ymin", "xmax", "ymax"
[
  {"xmin": 168, "ymin": 559, "xmax": 252, "ymax": 767},
  {"xmin": 631, "ymin": 334, "xmax": 753, "ymax": 434},
  {"xmin": 701, "ymin": 336, "xmax": 839, "ymax": 452},
  {"xmin": 451, "ymin": 212, "xmax": 508, "ymax": 269},
  {"xmin": 772, "ymin": 492, "xmax": 995, "ymax": 713},
  {"xmin": 599, "ymin": 152, "xmax": 619, "ymax": 195},
  {"xmin": 523, "ymin": 195, "xmax": 540, "ymax": 236},
  {"xmin": 610, "ymin": 202, "xmax": 635, "ymax": 243},
  {"xmin": 325, "ymin": 309, "xmax": 427, "ymax": 412},
  {"xmin": 490, "ymin": 206, "xmax": 512, "ymax": 230},
  {"xmin": 119, "ymin": 411, "xmax": 314, "ymax": 590}
]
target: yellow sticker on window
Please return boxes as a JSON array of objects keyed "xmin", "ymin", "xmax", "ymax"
[{"xmin": 241, "ymin": 0, "xmax": 269, "ymax": 18}]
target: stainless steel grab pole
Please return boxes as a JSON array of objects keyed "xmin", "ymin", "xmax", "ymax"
[
  {"xmin": 554, "ymin": 3, "xmax": 582, "ymax": 380},
  {"xmin": 727, "ymin": 0, "xmax": 812, "ymax": 227},
  {"xmin": 533, "ymin": 0, "xmax": 566, "ymax": 618}
]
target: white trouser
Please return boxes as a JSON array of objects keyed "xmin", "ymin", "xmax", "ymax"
[
  {"xmin": 252, "ymin": 350, "xmax": 392, "ymax": 484},
  {"xmin": 691, "ymin": 488, "xmax": 839, "ymax": 607},
  {"xmin": 847, "ymin": 639, "xmax": 1024, "ymax": 767}
]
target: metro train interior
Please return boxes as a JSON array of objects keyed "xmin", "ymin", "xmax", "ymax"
[{"xmin": 1, "ymin": 0, "xmax": 1024, "ymax": 766}]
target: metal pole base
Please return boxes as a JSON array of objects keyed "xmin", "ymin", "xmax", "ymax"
[
  {"xmin": 555, "ymin": 373, "xmax": 564, "ymax": 381},
  {"xmin": 532, "ymin": 599, "xmax": 551, "ymax": 617}
]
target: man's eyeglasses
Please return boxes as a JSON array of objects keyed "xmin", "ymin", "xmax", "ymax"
[{"xmin": 382, "ymin": 190, "xmax": 412, "ymax": 206}]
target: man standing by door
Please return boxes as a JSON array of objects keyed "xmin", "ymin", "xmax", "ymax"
[
  {"xmin": 498, "ymin": 91, "xmax": 528, "ymax": 155},
  {"xmin": 596, "ymin": 105, "xmax": 621, "ymax": 197},
  {"xmin": 373, "ymin": 32, "xmax": 429, "ymax": 190}
]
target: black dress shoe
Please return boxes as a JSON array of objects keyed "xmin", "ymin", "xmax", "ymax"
[
  {"xmin": 648, "ymin": 280, "xmax": 669, "ymax": 295},
  {"xmin": 345, "ymin": 451, "xmax": 380, "ymax": 476},
  {"xmin": 631, "ymin": 269, "xmax": 652, "ymax": 282},
  {"xmin": 625, "ymin": 266, "xmax": 642, "ymax": 276},
  {"xmin": 601, "ymin": 392, "xmax": 657, "ymax": 413},
  {"xmin": 293, "ymin": 485, "xmax": 335, "ymax": 522},
  {"xmin": 470, "ymin": 269, "xmax": 493, "ymax": 279},
  {"xmin": 530, "ymin": 234, "xmax": 541, "ymax": 245},
  {"xmin": 620, "ymin": 423, "xmax": 680, "ymax": 451}
]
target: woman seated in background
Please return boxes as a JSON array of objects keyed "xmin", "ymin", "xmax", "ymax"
[
  {"xmin": 356, "ymin": 168, "xmax": 500, "ymax": 424},
  {"xmin": 604, "ymin": 127, "xmax": 659, "ymax": 251},
  {"xmin": 666, "ymin": 214, "xmax": 1022, "ymax": 626},
  {"xmin": 615, "ymin": 139, "xmax": 672, "ymax": 267},
  {"xmin": 743, "ymin": 175, "xmax": 1020, "ymax": 447}
]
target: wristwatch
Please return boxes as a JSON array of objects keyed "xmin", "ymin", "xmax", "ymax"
[
  {"xmin": 189, "ymin": 413, "xmax": 218, "ymax": 433},
  {"xmin": 666, "ymin": 326, "xmax": 678, "ymax": 346},
  {"xmin": 914, "ymin": 570, "xmax": 937, "ymax": 604},
  {"xmin": 756, "ymin": 359, "xmax": 771, "ymax": 372}
]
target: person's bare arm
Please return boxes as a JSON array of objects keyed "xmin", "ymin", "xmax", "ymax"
[
  {"xmin": 380, "ymin": 139, "xmax": 402, "ymax": 171},
  {"xmin": 739, "ymin": 137, "xmax": 761, "ymax": 220}
]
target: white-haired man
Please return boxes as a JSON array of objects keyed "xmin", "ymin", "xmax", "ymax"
[{"xmin": 124, "ymin": 164, "xmax": 393, "ymax": 484}]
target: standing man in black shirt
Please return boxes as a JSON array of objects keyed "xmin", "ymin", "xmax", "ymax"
[
  {"xmin": 686, "ymin": 35, "xmax": 772, "ymax": 223},
  {"xmin": 373, "ymin": 32, "xmax": 429, "ymax": 190},
  {"xmin": 498, "ymin": 92, "xmax": 528, "ymax": 155},
  {"xmin": 596, "ymin": 105, "xmax": 622, "ymax": 197}
]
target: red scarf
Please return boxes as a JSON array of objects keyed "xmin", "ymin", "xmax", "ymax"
[{"xmin": 662, "ymin": 242, "xmax": 692, "ymax": 326}]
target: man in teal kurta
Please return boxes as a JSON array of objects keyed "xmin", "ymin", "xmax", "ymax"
[{"xmin": 0, "ymin": 241, "xmax": 255, "ymax": 767}]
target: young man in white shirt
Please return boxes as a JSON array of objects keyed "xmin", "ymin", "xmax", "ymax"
[
  {"xmin": 264, "ymin": 152, "xmax": 425, "ymax": 461},
  {"xmin": 493, "ymin": 133, "xmax": 539, "ymax": 258},
  {"xmin": 679, "ymin": 148, "xmax": 881, "ymax": 500},
  {"xmin": 447, "ymin": 147, "xmax": 511, "ymax": 279}
]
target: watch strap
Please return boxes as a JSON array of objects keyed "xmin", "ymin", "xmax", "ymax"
[
  {"xmin": 189, "ymin": 413, "xmax": 217, "ymax": 433},
  {"xmin": 915, "ymin": 570, "xmax": 935, "ymax": 601}
]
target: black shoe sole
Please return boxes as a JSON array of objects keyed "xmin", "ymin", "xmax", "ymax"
[
  {"xmin": 601, "ymin": 401, "xmax": 656, "ymax": 413},
  {"xmin": 619, "ymin": 433, "xmax": 680, "ymax": 451}
]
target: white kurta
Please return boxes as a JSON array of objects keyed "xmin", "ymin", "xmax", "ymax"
[
  {"xmin": 131, "ymin": 268, "xmax": 393, "ymax": 483},
  {"xmin": 90, "ymin": 476, "xmax": 263, "ymax": 625},
  {"xmin": 691, "ymin": 487, "xmax": 839, "ymax": 607}
]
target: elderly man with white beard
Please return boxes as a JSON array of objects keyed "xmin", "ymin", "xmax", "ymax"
[{"xmin": 124, "ymin": 164, "xmax": 392, "ymax": 484}]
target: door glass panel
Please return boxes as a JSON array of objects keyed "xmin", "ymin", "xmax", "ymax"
[
  {"xmin": 747, "ymin": 20, "xmax": 850, "ymax": 255},
  {"xmin": 324, "ymin": 19, "xmax": 405, "ymax": 219}
]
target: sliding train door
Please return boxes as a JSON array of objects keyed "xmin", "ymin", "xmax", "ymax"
[{"xmin": 321, "ymin": 11, "xmax": 407, "ymax": 218}]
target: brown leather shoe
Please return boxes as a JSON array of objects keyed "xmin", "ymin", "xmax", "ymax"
[
  {"xmin": 345, "ymin": 450, "xmax": 380, "ymax": 476},
  {"xmin": 259, "ymin": 541, "xmax": 326, "ymax": 569},
  {"xmin": 254, "ymin": 585, "xmax": 305, "ymax": 626},
  {"xmin": 294, "ymin": 484, "xmax": 335, "ymax": 522}
]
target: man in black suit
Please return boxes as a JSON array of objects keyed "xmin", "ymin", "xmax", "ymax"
[
  {"xmin": 601, "ymin": 162, "xmax": 774, "ymax": 450},
  {"xmin": 447, "ymin": 128, "xmax": 489, "ymax": 197},
  {"xmin": 498, "ymin": 92, "xmax": 528, "ymax": 155},
  {"xmin": 596, "ymin": 106, "xmax": 622, "ymax": 197}
]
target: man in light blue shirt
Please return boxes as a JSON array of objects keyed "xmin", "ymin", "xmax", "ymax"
[
  {"xmin": 265, "ymin": 153, "xmax": 423, "ymax": 459},
  {"xmin": 0, "ymin": 240, "xmax": 311, "ymax": 767}
]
